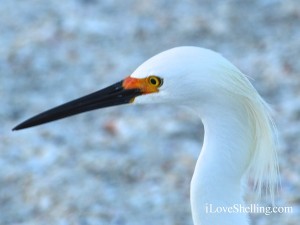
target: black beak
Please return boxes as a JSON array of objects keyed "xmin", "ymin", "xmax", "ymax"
[{"xmin": 13, "ymin": 80, "xmax": 142, "ymax": 131}]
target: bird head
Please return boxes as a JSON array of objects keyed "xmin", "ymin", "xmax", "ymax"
[
  {"xmin": 13, "ymin": 46, "xmax": 241, "ymax": 130},
  {"xmin": 129, "ymin": 46, "xmax": 234, "ymax": 107}
]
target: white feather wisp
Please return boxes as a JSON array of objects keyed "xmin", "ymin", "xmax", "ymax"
[{"xmin": 218, "ymin": 61, "xmax": 279, "ymax": 203}]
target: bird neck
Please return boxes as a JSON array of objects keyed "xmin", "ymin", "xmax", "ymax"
[{"xmin": 190, "ymin": 102, "xmax": 253, "ymax": 225}]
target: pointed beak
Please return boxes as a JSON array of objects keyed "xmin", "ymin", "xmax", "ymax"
[{"xmin": 13, "ymin": 78, "xmax": 142, "ymax": 131}]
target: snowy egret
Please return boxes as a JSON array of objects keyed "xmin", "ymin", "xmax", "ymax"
[{"xmin": 13, "ymin": 46, "xmax": 278, "ymax": 225}]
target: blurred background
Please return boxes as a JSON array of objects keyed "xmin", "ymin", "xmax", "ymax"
[{"xmin": 1, "ymin": 0, "xmax": 300, "ymax": 224}]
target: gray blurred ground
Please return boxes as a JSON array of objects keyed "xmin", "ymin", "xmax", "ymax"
[{"xmin": 1, "ymin": 0, "xmax": 300, "ymax": 224}]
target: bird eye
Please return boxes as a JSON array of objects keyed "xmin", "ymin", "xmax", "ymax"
[{"xmin": 147, "ymin": 76, "xmax": 163, "ymax": 87}]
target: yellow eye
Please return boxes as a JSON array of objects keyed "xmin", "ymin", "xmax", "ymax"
[{"xmin": 147, "ymin": 76, "xmax": 163, "ymax": 87}]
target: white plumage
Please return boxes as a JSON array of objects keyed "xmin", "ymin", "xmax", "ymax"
[{"xmin": 132, "ymin": 47, "xmax": 278, "ymax": 225}]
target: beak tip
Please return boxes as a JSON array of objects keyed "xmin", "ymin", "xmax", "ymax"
[
  {"xmin": 12, "ymin": 121, "xmax": 30, "ymax": 131},
  {"xmin": 12, "ymin": 125, "xmax": 21, "ymax": 131}
]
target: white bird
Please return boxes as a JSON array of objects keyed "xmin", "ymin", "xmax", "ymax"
[{"xmin": 13, "ymin": 46, "xmax": 278, "ymax": 225}]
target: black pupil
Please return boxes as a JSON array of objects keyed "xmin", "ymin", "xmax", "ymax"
[{"xmin": 150, "ymin": 78, "xmax": 158, "ymax": 85}]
